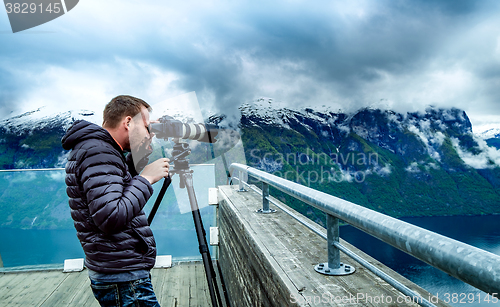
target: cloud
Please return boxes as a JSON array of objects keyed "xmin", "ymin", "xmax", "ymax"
[
  {"xmin": 451, "ymin": 136, "xmax": 500, "ymax": 169},
  {"xmin": 406, "ymin": 162, "xmax": 420, "ymax": 173},
  {"xmin": 408, "ymin": 122, "xmax": 444, "ymax": 161},
  {"xmin": 1, "ymin": 0, "xmax": 500, "ymax": 125},
  {"xmin": 0, "ymin": 58, "xmax": 184, "ymax": 120}
]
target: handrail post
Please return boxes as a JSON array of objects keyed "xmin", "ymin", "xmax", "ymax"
[
  {"xmin": 256, "ymin": 182, "xmax": 276, "ymax": 214},
  {"xmin": 263, "ymin": 182, "xmax": 269, "ymax": 211},
  {"xmin": 328, "ymin": 214, "xmax": 340, "ymax": 270},
  {"xmin": 237, "ymin": 170, "xmax": 247, "ymax": 192},
  {"xmin": 315, "ymin": 214, "xmax": 355, "ymax": 276}
]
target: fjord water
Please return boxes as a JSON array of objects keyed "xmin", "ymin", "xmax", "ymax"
[
  {"xmin": 0, "ymin": 169, "xmax": 499, "ymax": 306},
  {"xmin": 0, "ymin": 227, "xmax": 213, "ymax": 267},
  {"xmin": 0, "ymin": 165, "xmax": 217, "ymax": 266}
]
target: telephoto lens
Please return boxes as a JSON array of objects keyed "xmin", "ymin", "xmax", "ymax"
[{"xmin": 150, "ymin": 115, "xmax": 218, "ymax": 143}]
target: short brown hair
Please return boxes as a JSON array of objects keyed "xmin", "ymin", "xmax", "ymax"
[{"xmin": 103, "ymin": 95, "xmax": 152, "ymax": 128}]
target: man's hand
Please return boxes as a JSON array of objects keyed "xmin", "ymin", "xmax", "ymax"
[{"xmin": 140, "ymin": 158, "xmax": 170, "ymax": 185}]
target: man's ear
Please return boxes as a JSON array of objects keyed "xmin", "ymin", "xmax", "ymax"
[{"xmin": 124, "ymin": 116, "xmax": 133, "ymax": 130}]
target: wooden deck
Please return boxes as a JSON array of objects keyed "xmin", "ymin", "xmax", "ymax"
[{"xmin": 0, "ymin": 262, "xmax": 211, "ymax": 307}]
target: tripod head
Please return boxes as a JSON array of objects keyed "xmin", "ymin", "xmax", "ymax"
[
  {"xmin": 168, "ymin": 139, "xmax": 194, "ymax": 189},
  {"xmin": 146, "ymin": 138, "xmax": 196, "ymax": 224}
]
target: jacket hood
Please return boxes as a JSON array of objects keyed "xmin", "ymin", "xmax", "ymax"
[{"xmin": 61, "ymin": 120, "xmax": 122, "ymax": 151}]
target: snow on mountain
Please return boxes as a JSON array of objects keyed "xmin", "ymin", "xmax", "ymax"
[
  {"xmin": 2, "ymin": 97, "xmax": 500, "ymax": 171},
  {"xmin": 473, "ymin": 124, "xmax": 500, "ymax": 140},
  {"xmin": 0, "ymin": 103, "xmax": 198, "ymax": 135},
  {"xmin": 239, "ymin": 98, "xmax": 500, "ymax": 170},
  {"xmin": 0, "ymin": 107, "xmax": 99, "ymax": 133},
  {"xmin": 238, "ymin": 97, "xmax": 339, "ymax": 130}
]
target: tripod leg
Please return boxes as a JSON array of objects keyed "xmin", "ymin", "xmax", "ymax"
[
  {"xmin": 182, "ymin": 173, "xmax": 224, "ymax": 307},
  {"xmin": 148, "ymin": 175, "xmax": 172, "ymax": 225}
]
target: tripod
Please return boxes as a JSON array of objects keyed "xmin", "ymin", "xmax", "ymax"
[{"xmin": 148, "ymin": 140, "xmax": 226, "ymax": 307}]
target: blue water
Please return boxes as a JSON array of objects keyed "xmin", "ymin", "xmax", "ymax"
[
  {"xmin": 0, "ymin": 164, "xmax": 217, "ymax": 266},
  {"xmin": 0, "ymin": 227, "xmax": 213, "ymax": 267},
  {"xmin": 341, "ymin": 215, "xmax": 500, "ymax": 307}
]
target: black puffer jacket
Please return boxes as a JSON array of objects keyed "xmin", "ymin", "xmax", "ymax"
[{"xmin": 62, "ymin": 120, "xmax": 156, "ymax": 273}]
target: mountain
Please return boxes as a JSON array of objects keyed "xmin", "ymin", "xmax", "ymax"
[
  {"xmin": 1, "ymin": 100, "xmax": 500, "ymax": 228},
  {"xmin": 0, "ymin": 104, "xmax": 216, "ymax": 169},
  {"xmin": 0, "ymin": 107, "xmax": 219, "ymax": 230},
  {"xmin": 0, "ymin": 107, "xmax": 98, "ymax": 169},
  {"xmin": 236, "ymin": 99, "xmax": 500, "ymax": 224},
  {"xmin": 0, "ymin": 108, "xmax": 97, "ymax": 229}
]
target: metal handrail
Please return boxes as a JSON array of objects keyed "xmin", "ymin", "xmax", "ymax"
[
  {"xmin": 237, "ymin": 179, "xmax": 436, "ymax": 307},
  {"xmin": 229, "ymin": 163, "xmax": 500, "ymax": 297}
]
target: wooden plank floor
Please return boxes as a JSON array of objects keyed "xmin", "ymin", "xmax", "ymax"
[{"xmin": 0, "ymin": 262, "xmax": 211, "ymax": 307}]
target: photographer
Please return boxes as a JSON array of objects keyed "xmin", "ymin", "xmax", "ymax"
[{"xmin": 62, "ymin": 95, "xmax": 169, "ymax": 307}]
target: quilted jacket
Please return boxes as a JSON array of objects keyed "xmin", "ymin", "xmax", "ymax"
[{"xmin": 62, "ymin": 120, "xmax": 156, "ymax": 273}]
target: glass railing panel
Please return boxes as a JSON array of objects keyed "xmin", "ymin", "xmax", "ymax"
[
  {"xmin": 145, "ymin": 164, "xmax": 217, "ymax": 261},
  {"xmin": 0, "ymin": 164, "xmax": 216, "ymax": 268}
]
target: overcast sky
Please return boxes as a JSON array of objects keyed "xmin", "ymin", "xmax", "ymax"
[{"xmin": 1, "ymin": 0, "xmax": 500, "ymax": 128}]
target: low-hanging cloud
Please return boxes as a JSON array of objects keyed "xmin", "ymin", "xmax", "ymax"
[{"xmin": 1, "ymin": 0, "xmax": 500, "ymax": 126}]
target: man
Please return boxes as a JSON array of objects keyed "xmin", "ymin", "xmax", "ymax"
[{"xmin": 62, "ymin": 95, "xmax": 169, "ymax": 307}]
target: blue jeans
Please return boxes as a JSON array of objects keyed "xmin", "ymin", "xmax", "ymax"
[{"xmin": 90, "ymin": 277, "xmax": 161, "ymax": 307}]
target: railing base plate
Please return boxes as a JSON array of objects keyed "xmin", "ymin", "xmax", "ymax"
[
  {"xmin": 256, "ymin": 208, "xmax": 277, "ymax": 214},
  {"xmin": 314, "ymin": 262, "xmax": 355, "ymax": 276}
]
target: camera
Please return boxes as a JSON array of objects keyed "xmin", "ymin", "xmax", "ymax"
[{"xmin": 150, "ymin": 115, "xmax": 218, "ymax": 143}]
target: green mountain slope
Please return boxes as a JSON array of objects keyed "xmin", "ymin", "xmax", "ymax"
[{"xmin": 238, "ymin": 103, "xmax": 500, "ymax": 226}]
